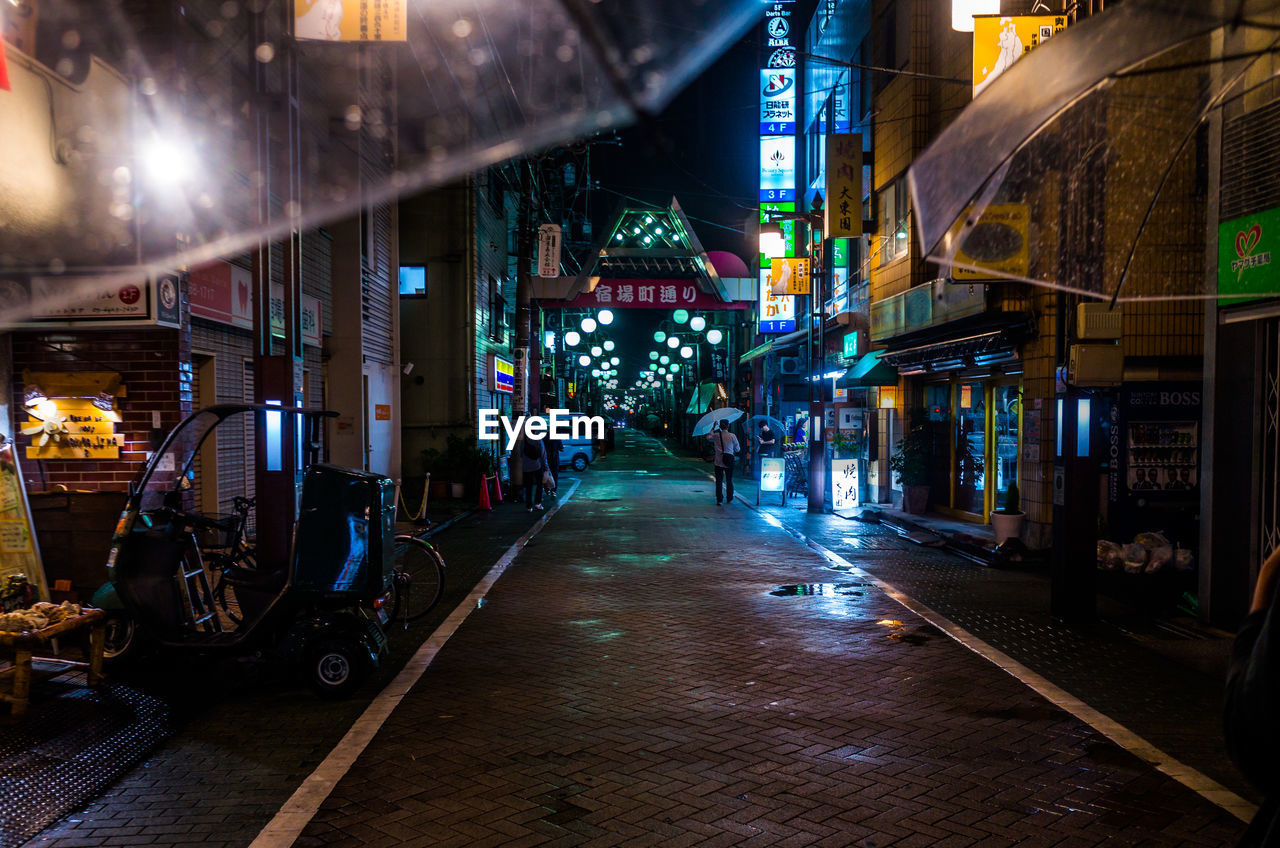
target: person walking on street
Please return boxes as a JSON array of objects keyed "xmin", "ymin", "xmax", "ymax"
[
  {"xmin": 518, "ymin": 434, "xmax": 548, "ymax": 512},
  {"xmin": 707, "ymin": 419, "xmax": 740, "ymax": 505},
  {"xmin": 1225, "ymin": 544, "xmax": 1280, "ymax": 845},
  {"xmin": 757, "ymin": 423, "xmax": 777, "ymax": 457}
]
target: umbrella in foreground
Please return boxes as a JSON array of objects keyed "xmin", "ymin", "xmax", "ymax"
[
  {"xmin": 693, "ymin": 407, "xmax": 745, "ymax": 437},
  {"xmin": 908, "ymin": 0, "xmax": 1280, "ymax": 302}
]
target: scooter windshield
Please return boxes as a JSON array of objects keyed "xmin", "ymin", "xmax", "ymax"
[{"xmin": 134, "ymin": 409, "xmax": 225, "ymax": 513}]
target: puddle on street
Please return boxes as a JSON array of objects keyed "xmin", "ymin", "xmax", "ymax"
[{"xmin": 769, "ymin": 583, "xmax": 869, "ymax": 597}]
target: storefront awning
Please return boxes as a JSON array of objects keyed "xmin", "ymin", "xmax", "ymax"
[
  {"xmin": 837, "ymin": 351, "xmax": 898, "ymax": 388},
  {"xmin": 686, "ymin": 381, "xmax": 726, "ymax": 415},
  {"xmin": 739, "ymin": 340, "xmax": 773, "ymax": 364},
  {"xmin": 880, "ymin": 328, "xmax": 1024, "ymax": 375}
]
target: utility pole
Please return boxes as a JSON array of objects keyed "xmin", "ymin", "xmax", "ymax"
[
  {"xmin": 514, "ymin": 161, "xmax": 534, "ymax": 416},
  {"xmin": 808, "ymin": 227, "xmax": 829, "ymax": 514}
]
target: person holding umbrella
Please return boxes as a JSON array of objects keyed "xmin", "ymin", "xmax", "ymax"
[{"xmin": 707, "ymin": 420, "xmax": 740, "ymax": 505}]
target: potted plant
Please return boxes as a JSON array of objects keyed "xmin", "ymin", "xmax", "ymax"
[
  {"xmin": 991, "ymin": 481, "xmax": 1025, "ymax": 545},
  {"xmin": 888, "ymin": 418, "xmax": 932, "ymax": 514},
  {"xmin": 831, "ymin": 431, "xmax": 858, "ymax": 459},
  {"xmin": 442, "ymin": 435, "xmax": 495, "ymax": 498},
  {"xmin": 421, "ymin": 447, "xmax": 452, "ymax": 500}
]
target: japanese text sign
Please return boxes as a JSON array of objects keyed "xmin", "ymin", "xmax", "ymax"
[
  {"xmin": 771, "ymin": 257, "xmax": 810, "ymax": 296},
  {"xmin": 824, "ymin": 134, "xmax": 862, "ymax": 239}
]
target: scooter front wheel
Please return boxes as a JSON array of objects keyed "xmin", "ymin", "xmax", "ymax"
[{"xmin": 101, "ymin": 612, "xmax": 141, "ymax": 666}]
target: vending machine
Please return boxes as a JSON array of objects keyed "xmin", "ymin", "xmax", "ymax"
[{"xmin": 1108, "ymin": 382, "xmax": 1202, "ymax": 548}]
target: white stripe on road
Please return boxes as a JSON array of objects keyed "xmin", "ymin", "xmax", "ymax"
[
  {"xmin": 249, "ymin": 478, "xmax": 582, "ymax": 848},
  {"xmin": 745, "ymin": 501, "xmax": 1258, "ymax": 824}
]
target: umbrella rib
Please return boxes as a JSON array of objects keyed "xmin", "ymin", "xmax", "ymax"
[{"xmin": 1109, "ymin": 31, "xmax": 1280, "ymax": 306}]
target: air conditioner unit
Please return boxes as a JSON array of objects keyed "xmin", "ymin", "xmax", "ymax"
[
  {"xmin": 1068, "ymin": 343, "xmax": 1123, "ymax": 386},
  {"xmin": 778, "ymin": 356, "xmax": 801, "ymax": 375},
  {"xmin": 1077, "ymin": 303, "xmax": 1123, "ymax": 339}
]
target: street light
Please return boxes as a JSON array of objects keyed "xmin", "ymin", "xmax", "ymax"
[
  {"xmin": 604, "ymin": 340, "xmax": 615, "ymax": 351},
  {"xmin": 654, "ymin": 330, "xmax": 667, "ymax": 343},
  {"xmin": 659, "ymin": 355, "xmax": 670, "ymax": 365},
  {"xmin": 680, "ymin": 346, "xmax": 693, "ymax": 359},
  {"xmin": 673, "ymin": 309, "xmax": 689, "ymax": 324},
  {"xmin": 759, "ymin": 222, "xmax": 786, "ymax": 259},
  {"xmin": 649, "ymin": 351, "xmax": 659, "ymax": 360},
  {"xmin": 610, "ymin": 356, "xmax": 620, "ymax": 365},
  {"xmin": 579, "ymin": 355, "xmax": 591, "ymax": 367},
  {"xmin": 689, "ymin": 315, "xmax": 706, "ymax": 332},
  {"xmin": 706, "ymin": 329, "xmax": 723, "ymax": 345},
  {"xmin": 591, "ymin": 345, "xmax": 603, "ymax": 357},
  {"xmin": 598, "ymin": 309, "xmax": 614, "ymax": 325},
  {"xmin": 565, "ymin": 331, "xmax": 581, "ymax": 347},
  {"xmin": 581, "ymin": 317, "xmax": 598, "ymax": 333},
  {"xmin": 666, "ymin": 336, "xmax": 679, "ymax": 349}
]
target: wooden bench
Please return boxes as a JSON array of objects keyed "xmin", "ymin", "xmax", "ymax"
[{"xmin": 0, "ymin": 609, "xmax": 106, "ymax": 719}]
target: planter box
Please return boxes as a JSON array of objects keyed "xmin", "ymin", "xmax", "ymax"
[{"xmin": 903, "ymin": 485, "xmax": 930, "ymax": 515}]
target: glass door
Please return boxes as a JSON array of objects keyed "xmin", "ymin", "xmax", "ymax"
[
  {"xmin": 993, "ymin": 382, "xmax": 1022, "ymax": 513},
  {"xmin": 954, "ymin": 382, "xmax": 987, "ymax": 516}
]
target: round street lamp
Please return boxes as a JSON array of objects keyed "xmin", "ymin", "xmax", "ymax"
[
  {"xmin": 689, "ymin": 315, "xmax": 706, "ymax": 332},
  {"xmin": 680, "ymin": 346, "xmax": 693, "ymax": 359},
  {"xmin": 706, "ymin": 329, "xmax": 724, "ymax": 345},
  {"xmin": 673, "ymin": 309, "xmax": 689, "ymax": 324},
  {"xmin": 649, "ymin": 364, "xmax": 658, "ymax": 371},
  {"xmin": 649, "ymin": 351, "xmax": 659, "ymax": 360},
  {"xmin": 667, "ymin": 336, "xmax": 679, "ymax": 349},
  {"xmin": 671, "ymin": 363, "xmax": 681, "ymax": 373},
  {"xmin": 659, "ymin": 355, "xmax": 670, "ymax": 365},
  {"xmin": 654, "ymin": 330, "xmax": 667, "ymax": 343},
  {"xmin": 591, "ymin": 345, "xmax": 603, "ymax": 357},
  {"xmin": 565, "ymin": 331, "xmax": 581, "ymax": 347},
  {"xmin": 604, "ymin": 340, "xmax": 615, "ymax": 351},
  {"xmin": 665, "ymin": 374, "xmax": 674, "ymax": 382},
  {"xmin": 610, "ymin": 356, "xmax": 620, "ymax": 365},
  {"xmin": 581, "ymin": 317, "xmax": 598, "ymax": 333},
  {"xmin": 598, "ymin": 309, "xmax": 614, "ymax": 325},
  {"xmin": 579, "ymin": 355, "xmax": 591, "ymax": 367},
  {"xmin": 658, "ymin": 367, "xmax": 666, "ymax": 374},
  {"xmin": 591, "ymin": 369, "xmax": 601, "ymax": 377}
]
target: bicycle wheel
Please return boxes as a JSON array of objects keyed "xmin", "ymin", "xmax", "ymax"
[
  {"xmin": 391, "ymin": 535, "xmax": 446, "ymax": 623},
  {"xmin": 212, "ymin": 572, "xmax": 242, "ymax": 626}
]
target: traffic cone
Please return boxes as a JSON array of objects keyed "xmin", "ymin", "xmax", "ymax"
[
  {"xmin": 478, "ymin": 474, "xmax": 492, "ymax": 511},
  {"xmin": 492, "ymin": 474, "xmax": 503, "ymax": 503}
]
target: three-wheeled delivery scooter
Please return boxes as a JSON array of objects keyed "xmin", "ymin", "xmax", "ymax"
[{"xmin": 92, "ymin": 404, "xmax": 439, "ymax": 697}]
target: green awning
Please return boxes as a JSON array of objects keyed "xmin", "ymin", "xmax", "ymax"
[
  {"xmin": 837, "ymin": 351, "xmax": 898, "ymax": 388},
  {"xmin": 738, "ymin": 340, "xmax": 773, "ymax": 364},
  {"xmin": 686, "ymin": 382, "xmax": 725, "ymax": 415}
]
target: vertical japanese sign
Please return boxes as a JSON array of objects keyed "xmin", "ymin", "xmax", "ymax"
[
  {"xmin": 760, "ymin": 1, "xmax": 796, "ymax": 204},
  {"xmin": 825, "ymin": 134, "xmax": 862, "ymax": 239},
  {"xmin": 537, "ymin": 224, "xmax": 562, "ymax": 278},
  {"xmin": 832, "ymin": 458, "xmax": 859, "ymax": 510},
  {"xmin": 759, "ymin": 271, "xmax": 795, "ymax": 334},
  {"xmin": 771, "ymin": 257, "xmax": 810, "ymax": 296},
  {"xmin": 295, "ymin": 0, "xmax": 407, "ymax": 42}
]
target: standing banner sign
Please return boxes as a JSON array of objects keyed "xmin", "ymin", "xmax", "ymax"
[
  {"xmin": 825, "ymin": 134, "xmax": 862, "ymax": 239},
  {"xmin": 0, "ymin": 438, "xmax": 47, "ymax": 602},
  {"xmin": 537, "ymin": 224, "xmax": 562, "ymax": 278},
  {"xmin": 758, "ymin": 456, "xmax": 785, "ymax": 506}
]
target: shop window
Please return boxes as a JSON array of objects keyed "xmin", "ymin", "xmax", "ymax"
[
  {"xmin": 878, "ymin": 175, "xmax": 909, "ymax": 266},
  {"xmin": 399, "ymin": 266, "xmax": 426, "ymax": 296}
]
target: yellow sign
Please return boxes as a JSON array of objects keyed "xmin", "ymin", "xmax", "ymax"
[
  {"xmin": 951, "ymin": 204, "xmax": 1030, "ymax": 280},
  {"xmin": 24, "ymin": 398, "xmax": 122, "ymax": 460},
  {"xmin": 771, "ymin": 257, "xmax": 811, "ymax": 296},
  {"xmin": 973, "ymin": 15, "xmax": 1067, "ymax": 98},
  {"xmin": 0, "ymin": 440, "xmax": 47, "ymax": 600},
  {"xmin": 295, "ymin": 0, "xmax": 407, "ymax": 42},
  {"xmin": 825, "ymin": 134, "xmax": 863, "ymax": 239}
]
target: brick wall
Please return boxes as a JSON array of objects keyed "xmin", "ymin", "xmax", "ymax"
[{"xmin": 12, "ymin": 326, "xmax": 191, "ymax": 492}]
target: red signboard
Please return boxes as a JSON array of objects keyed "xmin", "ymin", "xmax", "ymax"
[
  {"xmin": 540, "ymin": 279, "xmax": 749, "ymax": 310},
  {"xmin": 189, "ymin": 261, "xmax": 253, "ymax": 329}
]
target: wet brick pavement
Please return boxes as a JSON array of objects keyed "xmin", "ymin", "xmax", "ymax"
[
  {"xmin": 284, "ymin": 431, "xmax": 1247, "ymax": 847},
  {"xmin": 21, "ymin": 499, "xmax": 551, "ymax": 848},
  {"xmin": 725, "ymin": 466, "xmax": 1252, "ymax": 803}
]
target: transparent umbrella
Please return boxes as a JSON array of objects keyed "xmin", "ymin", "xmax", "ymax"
[
  {"xmin": 908, "ymin": 0, "xmax": 1280, "ymax": 302},
  {"xmin": 692, "ymin": 406, "xmax": 744, "ymax": 437},
  {"xmin": 0, "ymin": 0, "xmax": 761, "ymax": 318}
]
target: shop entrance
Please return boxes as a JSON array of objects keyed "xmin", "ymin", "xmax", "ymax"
[{"xmin": 921, "ymin": 377, "xmax": 1021, "ymax": 523}]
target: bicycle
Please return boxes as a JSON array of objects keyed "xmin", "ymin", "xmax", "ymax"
[
  {"xmin": 388, "ymin": 534, "xmax": 446, "ymax": 627},
  {"xmin": 198, "ymin": 496, "xmax": 257, "ymax": 626}
]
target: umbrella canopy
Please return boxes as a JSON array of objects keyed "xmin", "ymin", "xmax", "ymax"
[
  {"xmin": 0, "ymin": 0, "xmax": 761, "ymax": 318},
  {"xmin": 748, "ymin": 414, "xmax": 786, "ymax": 435},
  {"xmin": 692, "ymin": 407, "xmax": 744, "ymax": 437},
  {"xmin": 908, "ymin": 0, "xmax": 1280, "ymax": 302}
]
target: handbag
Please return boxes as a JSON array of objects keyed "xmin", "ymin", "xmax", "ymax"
[
  {"xmin": 541, "ymin": 470, "xmax": 555, "ymax": 489},
  {"xmin": 718, "ymin": 431, "xmax": 735, "ymax": 471}
]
